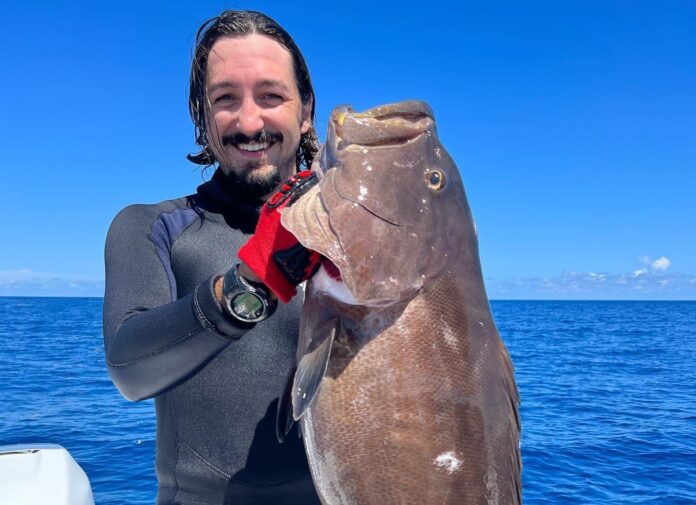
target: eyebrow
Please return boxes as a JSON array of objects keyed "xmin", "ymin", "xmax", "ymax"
[
  {"xmin": 208, "ymin": 79, "xmax": 290, "ymax": 93},
  {"xmin": 207, "ymin": 80, "xmax": 238, "ymax": 94},
  {"xmin": 207, "ymin": 79, "xmax": 293, "ymax": 94},
  {"xmin": 257, "ymin": 79, "xmax": 292, "ymax": 93}
]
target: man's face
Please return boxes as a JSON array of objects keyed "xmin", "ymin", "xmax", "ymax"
[{"xmin": 205, "ymin": 34, "xmax": 312, "ymax": 198}]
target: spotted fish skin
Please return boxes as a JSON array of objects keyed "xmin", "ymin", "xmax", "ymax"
[{"xmin": 281, "ymin": 100, "xmax": 521, "ymax": 505}]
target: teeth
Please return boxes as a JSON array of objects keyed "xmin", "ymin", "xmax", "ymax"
[{"xmin": 237, "ymin": 141, "xmax": 270, "ymax": 152}]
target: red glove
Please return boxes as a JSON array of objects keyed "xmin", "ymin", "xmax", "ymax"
[{"xmin": 238, "ymin": 171, "xmax": 321, "ymax": 303}]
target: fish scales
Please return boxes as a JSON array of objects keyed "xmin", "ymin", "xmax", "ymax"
[
  {"xmin": 302, "ymin": 270, "xmax": 520, "ymax": 505},
  {"xmin": 281, "ymin": 100, "xmax": 521, "ymax": 505}
]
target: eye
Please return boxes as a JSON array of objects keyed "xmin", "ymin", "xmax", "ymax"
[
  {"xmin": 426, "ymin": 169, "xmax": 445, "ymax": 191},
  {"xmin": 261, "ymin": 93, "xmax": 285, "ymax": 105},
  {"xmin": 213, "ymin": 93, "xmax": 236, "ymax": 105}
]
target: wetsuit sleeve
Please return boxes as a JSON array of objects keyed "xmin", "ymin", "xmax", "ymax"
[{"xmin": 103, "ymin": 205, "xmax": 251, "ymax": 401}]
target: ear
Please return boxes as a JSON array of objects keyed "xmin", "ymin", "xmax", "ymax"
[{"xmin": 300, "ymin": 97, "xmax": 313, "ymax": 134}]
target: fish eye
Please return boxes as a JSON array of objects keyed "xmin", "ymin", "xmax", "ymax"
[{"xmin": 426, "ymin": 169, "xmax": 445, "ymax": 191}]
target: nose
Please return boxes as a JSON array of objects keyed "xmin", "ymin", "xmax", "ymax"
[{"xmin": 236, "ymin": 97, "xmax": 264, "ymax": 136}]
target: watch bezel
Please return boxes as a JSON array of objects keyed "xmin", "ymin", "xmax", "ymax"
[{"xmin": 222, "ymin": 266, "xmax": 276, "ymax": 323}]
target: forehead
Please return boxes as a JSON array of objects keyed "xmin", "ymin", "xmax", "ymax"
[{"xmin": 206, "ymin": 34, "xmax": 296, "ymax": 89}]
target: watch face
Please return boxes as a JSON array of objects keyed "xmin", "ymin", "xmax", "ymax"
[{"xmin": 231, "ymin": 292, "xmax": 265, "ymax": 321}]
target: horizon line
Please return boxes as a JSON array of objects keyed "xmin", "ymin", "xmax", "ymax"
[{"xmin": 1, "ymin": 295, "xmax": 694, "ymax": 302}]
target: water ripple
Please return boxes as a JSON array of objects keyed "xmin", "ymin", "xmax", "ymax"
[{"xmin": 1, "ymin": 298, "xmax": 694, "ymax": 504}]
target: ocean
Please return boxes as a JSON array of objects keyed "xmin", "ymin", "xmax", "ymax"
[{"xmin": 0, "ymin": 297, "xmax": 694, "ymax": 504}]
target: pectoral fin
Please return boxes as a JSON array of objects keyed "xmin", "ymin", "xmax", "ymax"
[
  {"xmin": 292, "ymin": 317, "xmax": 337, "ymax": 421},
  {"xmin": 276, "ymin": 316, "xmax": 338, "ymax": 442},
  {"xmin": 276, "ymin": 364, "xmax": 297, "ymax": 443}
]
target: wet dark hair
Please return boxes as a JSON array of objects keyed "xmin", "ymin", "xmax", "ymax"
[{"xmin": 187, "ymin": 10, "xmax": 319, "ymax": 169}]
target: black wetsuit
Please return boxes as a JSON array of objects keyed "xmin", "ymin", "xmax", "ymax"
[{"xmin": 103, "ymin": 169, "xmax": 321, "ymax": 505}]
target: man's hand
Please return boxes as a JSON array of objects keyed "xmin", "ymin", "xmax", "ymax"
[
  {"xmin": 238, "ymin": 171, "xmax": 321, "ymax": 303},
  {"xmin": 237, "ymin": 262, "xmax": 266, "ymax": 286},
  {"xmin": 214, "ymin": 263, "xmax": 275, "ymax": 307}
]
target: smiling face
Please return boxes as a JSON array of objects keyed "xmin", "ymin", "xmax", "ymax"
[{"xmin": 205, "ymin": 34, "xmax": 312, "ymax": 198}]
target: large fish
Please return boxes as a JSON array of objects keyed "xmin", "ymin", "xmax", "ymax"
[{"xmin": 279, "ymin": 100, "xmax": 521, "ymax": 505}]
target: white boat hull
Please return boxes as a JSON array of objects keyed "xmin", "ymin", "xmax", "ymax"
[{"xmin": 0, "ymin": 444, "xmax": 94, "ymax": 505}]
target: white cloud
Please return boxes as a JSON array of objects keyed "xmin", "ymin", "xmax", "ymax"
[
  {"xmin": 651, "ymin": 256, "xmax": 671, "ymax": 271},
  {"xmin": 486, "ymin": 270, "xmax": 696, "ymax": 300},
  {"xmin": 0, "ymin": 269, "xmax": 104, "ymax": 297},
  {"xmin": 637, "ymin": 255, "xmax": 672, "ymax": 272}
]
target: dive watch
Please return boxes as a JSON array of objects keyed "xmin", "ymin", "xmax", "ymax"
[{"xmin": 221, "ymin": 264, "xmax": 277, "ymax": 323}]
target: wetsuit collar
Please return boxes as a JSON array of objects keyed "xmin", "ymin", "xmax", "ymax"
[{"xmin": 194, "ymin": 169, "xmax": 264, "ymax": 232}]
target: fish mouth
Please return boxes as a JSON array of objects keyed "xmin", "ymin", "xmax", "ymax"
[
  {"xmin": 341, "ymin": 113, "xmax": 431, "ymax": 148},
  {"xmin": 344, "ymin": 127, "xmax": 427, "ymax": 149},
  {"xmin": 331, "ymin": 100, "xmax": 434, "ymax": 148},
  {"xmin": 338, "ymin": 99, "xmax": 434, "ymax": 122}
]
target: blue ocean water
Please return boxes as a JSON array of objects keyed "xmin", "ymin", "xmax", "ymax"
[{"xmin": 0, "ymin": 298, "xmax": 694, "ymax": 504}]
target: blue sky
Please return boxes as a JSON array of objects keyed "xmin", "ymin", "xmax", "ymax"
[{"xmin": 1, "ymin": 1, "xmax": 694, "ymax": 299}]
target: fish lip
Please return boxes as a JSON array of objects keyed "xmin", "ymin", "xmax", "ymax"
[
  {"xmin": 331, "ymin": 100, "xmax": 434, "ymax": 123},
  {"xmin": 331, "ymin": 100, "xmax": 434, "ymax": 148},
  {"xmin": 363, "ymin": 100, "xmax": 434, "ymax": 121},
  {"xmin": 342, "ymin": 130, "xmax": 427, "ymax": 149}
]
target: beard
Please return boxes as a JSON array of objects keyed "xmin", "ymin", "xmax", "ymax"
[
  {"xmin": 214, "ymin": 129, "xmax": 298, "ymax": 199},
  {"xmin": 220, "ymin": 160, "xmax": 283, "ymax": 199}
]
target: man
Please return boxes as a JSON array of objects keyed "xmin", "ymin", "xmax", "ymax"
[{"xmin": 103, "ymin": 10, "xmax": 322, "ymax": 505}]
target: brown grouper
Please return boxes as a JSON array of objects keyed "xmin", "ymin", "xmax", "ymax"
[{"xmin": 279, "ymin": 100, "xmax": 521, "ymax": 505}]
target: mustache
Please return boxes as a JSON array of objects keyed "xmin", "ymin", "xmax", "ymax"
[{"xmin": 222, "ymin": 130, "xmax": 282, "ymax": 146}]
